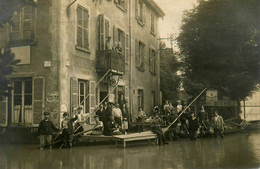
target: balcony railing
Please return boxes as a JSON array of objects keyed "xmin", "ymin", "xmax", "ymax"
[{"xmin": 96, "ymin": 50, "xmax": 125, "ymax": 75}]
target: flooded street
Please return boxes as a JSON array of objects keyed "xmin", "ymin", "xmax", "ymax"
[{"xmin": 0, "ymin": 131, "xmax": 259, "ymax": 169}]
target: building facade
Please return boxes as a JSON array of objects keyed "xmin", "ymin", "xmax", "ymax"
[{"xmin": 0, "ymin": 0, "xmax": 164, "ymax": 138}]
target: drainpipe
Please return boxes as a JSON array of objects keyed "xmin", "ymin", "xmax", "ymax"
[
  {"xmin": 67, "ymin": 0, "xmax": 78, "ymax": 17},
  {"xmin": 129, "ymin": 0, "xmax": 133, "ymax": 126}
]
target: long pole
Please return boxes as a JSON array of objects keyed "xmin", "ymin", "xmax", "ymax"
[
  {"xmin": 163, "ymin": 88, "xmax": 207, "ymax": 133},
  {"xmin": 79, "ymin": 69, "xmax": 111, "ymax": 106}
]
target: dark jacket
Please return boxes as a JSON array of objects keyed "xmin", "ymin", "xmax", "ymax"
[
  {"xmin": 61, "ymin": 116, "xmax": 77, "ymax": 134},
  {"xmin": 38, "ymin": 118, "xmax": 59, "ymax": 135},
  {"xmin": 107, "ymin": 120, "xmax": 118, "ymax": 133}
]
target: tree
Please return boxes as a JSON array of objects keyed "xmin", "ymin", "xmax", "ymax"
[
  {"xmin": 0, "ymin": 0, "xmax": 34, "ymax": 100},
  {"xmin": 160, "ymin": 42, "xmax": 181, "ymax": 104},
  {"xmin": 177, "ymin": 0, "xmax": 260, "ymax": 101}
]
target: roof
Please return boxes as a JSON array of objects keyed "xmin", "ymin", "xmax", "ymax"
[{"xmin": 144, "ymin": 0, "xmax": 165, "ymax": 17}]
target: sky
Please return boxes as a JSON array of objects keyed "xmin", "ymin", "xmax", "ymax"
[{"xmin": 154, "ymin": 0, "xmax": 198, "ymax": 48}]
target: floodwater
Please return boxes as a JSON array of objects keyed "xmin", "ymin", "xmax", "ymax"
[{"xmin": 0, "ymin": 131, "xmax": 260, "ymax": 169}]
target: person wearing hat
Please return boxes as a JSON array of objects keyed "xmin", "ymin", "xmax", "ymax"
[
  {"xmin": 91, "ymin": 115, "xmax": 104, "ymax": 135},
  {"xmin": 61, "ymin": 112, "xmax": 78, "ymax": 148},
  {"xmin": 38, "ymin": 112, "xmax": 60, "ymax": 150}
]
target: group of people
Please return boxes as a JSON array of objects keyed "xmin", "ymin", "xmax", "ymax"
[
  {"xmin": 37, "ymin": 99, "xmax": 225, "ymax": 149},
  {"xmin": 137, "ymin": 100, "xmax": 225, "ymax": 142},
  {"xmin": 38, "ymin": 100, "xmax": 129, "ymax": 150}
]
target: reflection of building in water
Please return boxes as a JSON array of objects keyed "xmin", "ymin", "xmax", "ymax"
[
  {"xmin": 0, "ymin": 0, "xmax": 164, "ymax": 142},
  {"xmin": 241, "ymin": 89, "xmax": 260, "ymax": 121}
]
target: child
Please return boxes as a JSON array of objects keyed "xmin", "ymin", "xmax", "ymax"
[{"xmin": 38, "ymin": 112, "xmax": 60, "ymax": 150}]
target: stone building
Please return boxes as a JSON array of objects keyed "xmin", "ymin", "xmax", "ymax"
[{"xmin": 0, "ymin": 0, "xmax": 164, "ymax": 141}]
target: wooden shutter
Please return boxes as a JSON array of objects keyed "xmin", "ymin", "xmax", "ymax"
[
  {"xmin": 89, "ymin": 81, "xmax": 96, "ymax": 124},
  {"xmin": 124, "ymin": 0, "xmax": 128, "ymax": 10},
  {"xmin": 77, "ymin": 7, "xmax": 83, "ymax": 48},
  {"xmin": 98, "ymin": 14, "xmax": 105, "ymax": 50},
  {"xmin": 113, "ymin": 26, "xmax": 118, "ymax": 46},
  {"xmin": 135, "ymin": 0, "xmax": 138, "ymax": 19},
  {"xmin": 149, "ymin": 48, "xmax": 152, "ymax": 72},
  {"xmin": 125, "ymin": 33, "xmax": 129, "ymax": 63},
  {"xmin": 0, "ymin": 97, "xmax": 8, "ymax": 126},
  {"xmin": 143, "ymin": 3, "xmax": 146, "ymax": 24},
  {"xmin": 23, "ymin": 6, "xmax": 33, "ymax": 40},
  {"xmin": 155, "ymin": 51, "xmax": 158, "ymax": 73},
  {"xmin": 135, "ymin": 39, "xmax": 139, "ymax": 67},
  {"xmin": 122, "ymin": 31, "xmax": 125, "ymax": 55},
  {"xmin": 33, "ymin": 77, "xmax": 45, "ymax": 124},
  {"xmin": 105, "ymin": 19, "xmax": 110, "ymax": 50},
  {"xmin": 70, "ymin": 77, "xmax": 78, "ymax": 112},
  {"xmin": 83, "ymin": 9, "xmax": 89, "ymax": 49}
]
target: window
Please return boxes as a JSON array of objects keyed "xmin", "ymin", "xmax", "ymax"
[
  {"xmin": 138, "ymin": 89, "xmax": 144, "ymax": 110},
  {"xmin": 78, "ymin": 81, "xmax": 89, "ymax": 114},
  {"xmin": 149, "ymin": 48, "xmax": 156, "ymax": 74},
  {"xmin": 114, "ymin": 0, "xmax": 128, "ymax": 11},
  {"xmin": 135, "ymin": 40, "xmax": 145, "ymax": 71},
  {"xmin": 113, "ymin": 26, "xmax": 127, "ymax": 57},
  {"xmin": 151, "ymin": 12, "xmax": 155, "ymax": 34},
  {"xmin": 10, "ymin": 6, "xmax": 35, "ymax": 41},
  {"xmin": 12, "ymin": 78, "xmax": 33, "ymax": 124},
  {"xmin": 135, "ymin": 0, "xmax": 146, "ymax": 25},
  {"xmin": 77, "ymin": 6, "xmax": 89, "ymax": 50},
  {"xmin": 98, "ymin": 14, "xmax": 110, "ymax": 50}
]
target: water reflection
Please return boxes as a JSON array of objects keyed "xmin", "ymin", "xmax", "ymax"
[{"xmin": 0, "ymin": 131, "xmax": 259, "ymax": 169}]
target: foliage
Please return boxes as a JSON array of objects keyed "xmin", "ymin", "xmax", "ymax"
[
  {"xmin": 0, "ymin": 49, "xmax": 20, "ymax": 101},
  {"xmin": 160, "ymin": 42, "xmax": 181, "ymax": 103},
  {"xmin": 0, "ymin": 0, "xmax": 34, "ymax": 100},
  {"xmin": 178, "ymin": 0, "xmax": 260, "ymax": 100}
]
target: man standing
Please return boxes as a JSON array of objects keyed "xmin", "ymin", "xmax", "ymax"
[
  {"xmin": 61, "ymin": 112, "xmax": 77, "ymax": 148},
  {"xmin": 38, "ymin": 112, "xmax": 60, "ymax": 150}
]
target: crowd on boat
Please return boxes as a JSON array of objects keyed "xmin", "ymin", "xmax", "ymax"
[{"xmin": 38, "ymin": 99, "xmax": 225, "ymax": 149}]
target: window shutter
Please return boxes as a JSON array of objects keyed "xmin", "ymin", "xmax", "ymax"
[
  {"xmin": 142, "ymin": 44, "xmax": 145, "ymax": 68},
  {"xmin": 105, "ymin": 19, "xmax": 110, "ymax": 50},
  {"xmin": 33, "ymin": 77, "xmax": 45, "ymax": 124},
  {"xmin": 143, "ymin": 3, "xmax": 146, "ymax": 24},
  {"xmin": 89, "ymin": 81, "xmax": 96, "ymax": 124},
  {"xmin": 122, "ymin": 31, "xmax": 125, "ymax": 56},
  {"xmin": 113, "ymin": 26, "xmax": 118, "ymax": 46},
  {"xmin": 83, "ymin": 10, "xmax": 89, "ymax": 49},
  {"xmin": 70, "ymin": 77, "xmax": 78, "ymax": 112},
  {"xmin": 135, "ymin": 0, "xmax": 138, "ymax": 19},
  {"xmin": 135, "ymin": 39, "xmax": 139, "ymax": 67},
  {"xmin": 124, "ymin": 0, "xmax": 128, "ymax": 10},
  {"xmin": 23, "ymin": 6, "xmax": 33, "ymax": 40},
  {"xmin": 125, "ymin": 33, "xmax": 129, "ymax": 63},
  {"xmin": 155, "ymin": 51, "xmax": 158, "ymax": 73},
  {"xmin": 77, "ymin": 7, "xmax": 83, "ymax": 48},
  {"xmin": 0, "ymin": 97, "xmax": 8, "ymax": 126},
  {"xmin": 149, "ymin": 48, "xmax": 152, "ymax": 72},
  {"xmin": 98, "ymin": 14, "xmax": 105, "ymax": 50}
]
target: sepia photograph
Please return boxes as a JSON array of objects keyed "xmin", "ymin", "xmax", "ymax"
[{"xmin": 0, "ymin": 0, "xmax": 259, "ymax": 168}]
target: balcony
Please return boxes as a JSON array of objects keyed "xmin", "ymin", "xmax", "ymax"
[{"xmin": 96, "ymin": 50, "xmax": 125, "ymax": 75}]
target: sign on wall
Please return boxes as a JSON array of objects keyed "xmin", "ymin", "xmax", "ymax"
[
  {"xmin": 11, "ymin": 46, "xmax": 31, "ymax": 65},
  {"xmin": 206, "ymin": 89, "xmax": 218, "ymax": 102}
]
